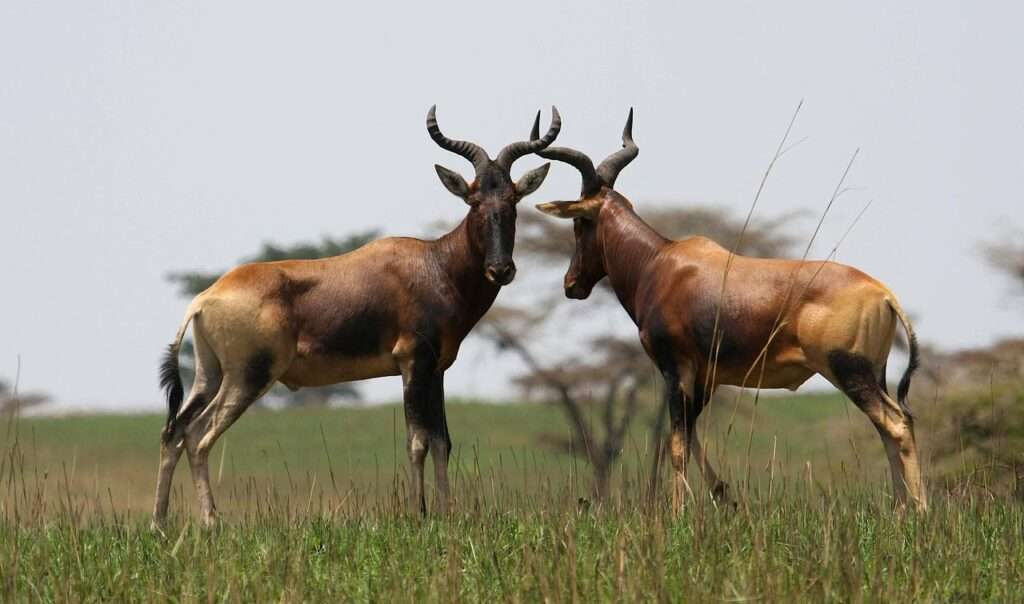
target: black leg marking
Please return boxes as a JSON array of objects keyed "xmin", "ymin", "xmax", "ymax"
[
  {"xmin": 163, "ymin": 393, "xmax": 207, "ymax": 442},
  {"xmin": 401, "ymin": 337, "xmax": 447, "ymax": 516},
  {"xmin": 433, "ymin": 374, "xmax": 451, "ymax": 456},
  {"xmin": 664, "ymin": 372, "xmax": 684, "ymax": 431},
  {"xmin": 245, "ymin": 348, "xmax": 275, "ymax": 396},
  {"xmin": 828, "ymin": 350, "xmax": 881, "ymax": 408},
  {"xmin": 177, "ymin": 394, "xmax": 206, "ymax": 428}
]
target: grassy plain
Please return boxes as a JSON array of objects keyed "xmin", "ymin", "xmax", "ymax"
[{"xmin": 1, "ymin": 393, "xmax": 1021, "ymax": 602}]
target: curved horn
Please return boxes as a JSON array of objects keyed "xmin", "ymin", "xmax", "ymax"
[
  {"xmin": 496, "ymin": 106, "xmax": 562, "ymax": 170},
  {"xmin": 531, "ymin": 116, "xmax": 600, "ymax": 196},
  {"xmin": 427, "ymin": 105, "xmax": 490, "ymax": 172},
  {"xmin": 595, "ymin": 108, "xmax": 638, "ymax": 188}
]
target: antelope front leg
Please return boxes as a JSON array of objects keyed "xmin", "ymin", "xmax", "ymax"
[
  {"xmin": 429, "ymin": 372, "xmax": 452, "ymax": 514},
  {"xmin": 400, "ymin": 351, "xmax": 438, "ymax": 516},
  {"xmin": 690, "ymin": 429, "xmax": 730, "ymax": 504},
  {"xmin": 688, "ymin": 383, "xmax": 729, "ymax": 504},
  {"xmin": 666, "ymin": 367, "xmax": 708, "ymax": 514},
  {"xmin": 663, "ymin": 371, "xmax": 691, "ymax": 513},
  {"xmin": 406, "ymin": 426, "xmax": 429, "ymax": 516}
]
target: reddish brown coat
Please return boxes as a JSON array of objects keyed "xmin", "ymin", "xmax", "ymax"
[{"xmin": 534, "ymin": 112, "xmax": 926, "ymax": 511}]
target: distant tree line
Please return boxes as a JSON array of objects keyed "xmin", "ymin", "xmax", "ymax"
[
  {"xmin": 0, "ymin": 378, "xmax": 50, "ymax": 415},
  {"xmin": 913, "ymin": 229, "xmax": 1024, "ymax": 500}
]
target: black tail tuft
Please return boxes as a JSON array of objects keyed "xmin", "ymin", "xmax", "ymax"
[
  {"xmin": 159, "ymin": 343, "xmax": 184, "ymax": 442},
  {"xmin": 896, "ymin": 329, "xmax": 920, "ymax": 418}
]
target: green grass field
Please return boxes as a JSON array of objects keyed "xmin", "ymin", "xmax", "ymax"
[{"xmin": 2, "ymin": 394, "xmax": 1021, "ymax": 602}]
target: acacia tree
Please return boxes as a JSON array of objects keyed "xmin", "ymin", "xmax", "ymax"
[
  {"xmin": 984, "ymin": 231, "xmax": 1024, "ymax": 294},
  {"xmin": 481, "ymin": 307, "xmax": 652, "ymax": 498},
  {"xmin": 167, "ymin": 231, "xmax": 379, "ymax": 407},
  {"xmin": 894, "ymin": 230, "xmax": 1024, "ymax": 500},
  {"xmin": 0, "ymin": 379, "xmax": 49, "ymax": 415},
  {"xmin": 980, "ymin": 231, "xmax": 1024, "ymax": 498},
  {"xmin": 912, "ymin": 339, "xmax": 1024, "ymax": 500},
  {"xmin": 923, "ymin": 230, "xmax": 1024, "ymax": 498},
  {"xmin": 479, "ymin": 207, "xmax": 799, "ymax": 500}
]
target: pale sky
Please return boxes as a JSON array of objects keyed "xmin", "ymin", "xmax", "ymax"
[{"xmin": 1, "ymin": 1, "xmax": 1020, "ymax": 411}]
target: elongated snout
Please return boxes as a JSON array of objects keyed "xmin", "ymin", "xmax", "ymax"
[
  {"xmin": 485, "ymin": 261, "xmax": 517, "ymax": 286},
  {"xmin": 564, "ymin": 276, "xmax": 590, "ymax": 300}
]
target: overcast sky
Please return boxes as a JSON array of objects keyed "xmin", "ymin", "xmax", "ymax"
[{"xmin": 1, "ymin": 2, "xmax": 1020, "ymax": 411}]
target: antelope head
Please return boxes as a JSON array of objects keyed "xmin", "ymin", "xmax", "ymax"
[
  {"xmin": 534, "ymin": 109, "xmax": 638, "ymax": 298},
  {"xmin": 428, "ymin": 106, "xmax": 561, "ymax": 285}
]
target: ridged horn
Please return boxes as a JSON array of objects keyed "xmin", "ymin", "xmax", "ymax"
[
  {"xmin": 426, "ymin": 105, "xmax": 490, "ymax": 172},
  {"xmin": 530, "ymin": 115, "xmax": 600, "ymax": 196},
  {"xmin": 496, "ymin": 106, "xmax": 562, "ymax": 170},
  {"xmin": 595, "ymin": 108, "xmax": 638, "ymax": 188}
]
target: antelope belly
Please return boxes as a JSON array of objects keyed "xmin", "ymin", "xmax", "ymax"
[
  {"xmin": 713, "ymin": 360, "xmax": 815, "ymax": 391},
  {"xmin": 280, "ymin": 353, "xmax": 400, "ymax": 387}
]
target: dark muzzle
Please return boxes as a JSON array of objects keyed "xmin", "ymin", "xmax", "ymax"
[
  {"xmin": 485, "ymin": 262, "xmax": 517, "ymax": 286},
  {"xmin": 564, "ymin": 277, "xmax": 590, "ymax": 299}
]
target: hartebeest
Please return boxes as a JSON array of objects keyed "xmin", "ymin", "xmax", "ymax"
[
  {"xmin": 533, "ymin": 111, "xmax": 927, "ymax": 511},
  {"xmin": 154, "ymin": 106, "xmax": 561, "ymax": 527}
]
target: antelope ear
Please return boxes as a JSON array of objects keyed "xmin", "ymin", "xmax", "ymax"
[
  {"xmin": 514, "ymin": 163, "xmax": 550, "ymax": 199},
  {"xmin": 535, "ymin": 199, "xmax": 595, "ymax": 219},
  {"xmin": 435, "ymin": 164, "xmax": 471, "ymax": 201}
]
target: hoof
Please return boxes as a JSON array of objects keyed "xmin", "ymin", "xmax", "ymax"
[
  {"xmin": 199, "ymin": 512, "xmax": 220, "ymax": 530},
  {"xmin": 149, "ymin": 520, "xmax": 168, "ymax": 538},
  {"xmin": 710, "ymin": 483, "xmax": 734, "ymax": 508}
]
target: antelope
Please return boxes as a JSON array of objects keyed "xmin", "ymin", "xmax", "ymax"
[
  {"xmin": 533, "ymin": 111, "xmax": 927, "ymax": 511},
  {"xmin": 153, "ymin": 106, "xmax": 561, "ymax": 527}
]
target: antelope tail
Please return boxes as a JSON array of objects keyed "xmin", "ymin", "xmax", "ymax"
[
  {"xmin": 887, "ymin": 298, "xmax": 920, "ymax": 417},
  {"xmin": 159, "ymin": 300, "xmax": 201, "ymax": 442}
]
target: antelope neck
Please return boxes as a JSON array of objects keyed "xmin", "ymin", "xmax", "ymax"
[{"xmin": 598, "ymin": 198, "xmax": 667, "ymax": 319}]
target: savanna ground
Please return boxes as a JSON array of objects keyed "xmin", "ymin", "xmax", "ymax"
[{"xmin": 2, "ymin": 392, "xmax": 1022, "ymax": 602}]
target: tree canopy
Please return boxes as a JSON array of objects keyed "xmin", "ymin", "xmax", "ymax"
[{"xmin": 984, "ymin": 231, "xmax": 1024, "ymax": 294}]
